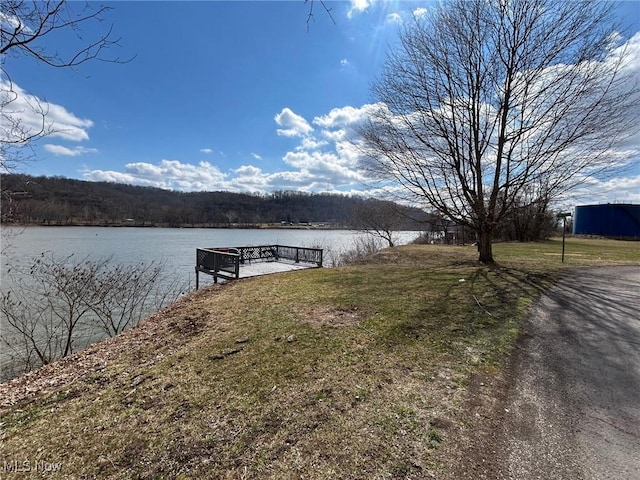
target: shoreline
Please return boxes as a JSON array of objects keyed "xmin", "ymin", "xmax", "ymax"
[{"xmin": 0, "ymin": 223, "xmax": 349, "ymax": 230}]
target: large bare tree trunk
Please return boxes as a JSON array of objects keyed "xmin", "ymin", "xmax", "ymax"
[{"xmin": 478, "ymin": 230, "xmax": 494, "ymax": 264}]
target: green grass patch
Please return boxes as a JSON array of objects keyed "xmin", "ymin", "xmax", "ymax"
[{"xmin": 0, "ymin": 237, "xmax": 637, "ymax": 478}]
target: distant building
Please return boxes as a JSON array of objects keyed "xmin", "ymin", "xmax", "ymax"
[{"xmin": 573, "ymin": 204, "xmax": 640, "ymax": 239}]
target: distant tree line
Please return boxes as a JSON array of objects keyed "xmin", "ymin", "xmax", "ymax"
[{"xmin": 0, "ymin": 174, "xmax": 428, "ymax": 229}]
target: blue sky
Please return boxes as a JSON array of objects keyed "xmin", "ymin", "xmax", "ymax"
[{"xmin": 3, "ymin": 0, "xmax": 640, "ymax": 207}]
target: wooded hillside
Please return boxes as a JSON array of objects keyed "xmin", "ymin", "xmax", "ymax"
[{"xmin": 1, "ymin": 174, "xmax": 427, "ymax": 229}]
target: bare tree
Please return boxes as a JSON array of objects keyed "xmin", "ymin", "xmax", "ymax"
[
  {"xmin": 224, "ymin": 210, "xmax": 238, "ymax": 227},
  {"xmin": 495, "ymin": 189, "xmax": 556, "ymax": 242},
  {"xmin": 1, "ymin": 0, "xmax": 131, "ymax": 170},
  {"xmin": 0, "ymin": 253, "xmax": 183, "ymax": 379},
  {"xmin": 88, "ymin": 261, "xmax": 185, "ymax": 337},
  {"xmin": 354, "ymin": 200, "xmax": 403, "ymax": 247},
  {"xmin": 358, "ymin": 0, "xmax": 639, "ymax": 263},
  {"xmin": 1, "ymin": 254, "xmax": 109, "ymax": 371}
]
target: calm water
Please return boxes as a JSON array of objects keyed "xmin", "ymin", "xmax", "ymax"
[
  {"xmin": 0, "ymin": 227, "xmax": 420, "ymax": 379},
  {"xmin": 1, "ymin": 226, "xmax": 421, "ymax": 287}
]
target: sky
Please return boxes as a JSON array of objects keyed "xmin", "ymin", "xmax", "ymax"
[{"xmin": 2, "ymin": 0, "xmax": 640, "ymax": 209}]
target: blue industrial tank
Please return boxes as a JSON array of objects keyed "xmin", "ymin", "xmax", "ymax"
[{"xmin": 573, "ymin": 204, "xmax": 640, "ymax": 238}]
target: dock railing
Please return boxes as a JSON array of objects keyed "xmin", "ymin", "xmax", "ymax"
[
  {"xmin": 195, "ymin": 248, "xmax": 240, "ymax": 288},
  {"xmin": 195, "ymin": 245, "xmax": 323, "ymax": 288},
  {"xmin": 273, "ymin": 245, "xmax": 323, "ymax": 266}
]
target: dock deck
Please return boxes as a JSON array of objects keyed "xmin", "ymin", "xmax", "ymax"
[
  {"xmin": 236, "ymin": 260, "xmax": 318, "ymax": 278},
  {"xmin": 195, "ymin": 244, "xmax": 323, "ymax": 288}
]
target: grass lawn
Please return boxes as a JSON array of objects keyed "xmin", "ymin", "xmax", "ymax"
[{"xmin": 0, "ymin": 237, "xmax": 637, "ymax": 479}]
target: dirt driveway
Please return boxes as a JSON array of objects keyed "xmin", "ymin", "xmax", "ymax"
[{"xmin": 446, "ymin": 266, "xmax": 640, "ymax": 479}]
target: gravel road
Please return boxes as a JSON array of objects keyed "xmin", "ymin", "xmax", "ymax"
[{"xmin": 446, "ymin": 265, "xmax": 640, "ymax": 479}]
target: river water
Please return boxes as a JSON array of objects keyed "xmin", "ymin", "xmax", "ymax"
[
  {"xmin": 0, "ymin": 226, "xmax": 421, "ymax": 380},
  {"xmin": 1, "ymin": 226, "xmax": 421, "ymax": 286}
]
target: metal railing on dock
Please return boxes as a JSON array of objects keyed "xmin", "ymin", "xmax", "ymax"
[{"xmin": 195, "ymin": 245, "xmax": 323, "ymax": 289}]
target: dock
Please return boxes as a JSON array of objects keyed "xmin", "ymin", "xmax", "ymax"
[{"xmin": 195, "ymin": 244, "xmax": 323, "ymax": 289}]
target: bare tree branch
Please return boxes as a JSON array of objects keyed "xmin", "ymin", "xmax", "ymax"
[
  {"xmin": 305, "ymin": 0, "xmax": 336, "ymax": 32},
  {"xmin": 1, "ymin": 1, "xmax": 133, "ymax": 67},
  {"xmin": 1, "ymin": 0, "xmax": 133, "ymax": 171}
]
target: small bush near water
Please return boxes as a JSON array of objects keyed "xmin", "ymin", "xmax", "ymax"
[{"xmin": 1, "ymin": 253, "xmax": 185, "ymax": 381}]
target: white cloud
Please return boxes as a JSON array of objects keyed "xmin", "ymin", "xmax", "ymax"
[
  {"xmin": 44, "ymin": 144, "xmax": 98, "ymax": 156},
  {"xmin": 81, "ymin": 103, "xmax": 377, "ymax": 193},
  {"xmin": 320, "ymin": 128, "xmax": 347, "ymax": 142},
  {"xmin": 84, "ymin": 159, "xmax": 227, "ymax": 191},
  {"xmin": 234, "ymin": 165, "xmax": 262, "ymax": 177},
  {"xmin": 386, "ymin": 12, "xmax": 402, "ymax": 24},
  {"xmin": 283, "ymin": 149, "xmax": 362, "ymax": 180},
  {"xmin": 0, "ymin": 79, "xmax": 93, "ymax": 143},
  {"xmin": 314, "ymin": 104, "xmax": 381, "ymax": 129},
  {"xmin": 313, "ymin": 103, "xmax": 384, "ymax": 143},
  {"xmin": 231, "ymin": 165, "xmax": 269, "ymax": 190},
  {"xmin": 298, "ymin": 137, "xmax": 328, "ymax": 151},
  {"xmin": 200, "ymin": 148, "xmax": 213, "ymax": 154},
  {"xmin": 83, "ymin": 169, "xmax": 156, "ymax": 187},
  {"xmin": 562, "ymin": 174, "xmax": 640, "ymax": 206},
  {"xmin": 413, "ymin": 7, "xmax": 428, "ymax": 19},
  {"xmin": 340, "ymin": 58, "xmax": 350, "ymax": 68},
  {"xmin": 0, "ymin": 11, "xmax": 32, "ymax": 33},
  {"xmin": 274, "ymin": 107, "xmax": 313, "ymax": 137},
  {"xmin": 347, "ymin": 0, "xmax": 375, "ymax": 19}
]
